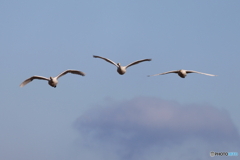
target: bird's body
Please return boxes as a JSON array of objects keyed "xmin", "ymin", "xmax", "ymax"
[
  {"xmin": 148, "ymin": 69, "xmax": 217, "ymax": 78},
  {"xmin": 117, "ymin": 64, "xmax": 127, "ymax": 75},
  {"xmin": 93, "ymin": 55, "xmax": 151, "ymax": 75},
  {"xmin": 178, "ymin": 70, "xmax": 187, "ymax": 78},
  {"xmin": 48, "ymin": 77, "xmax": 58, "ymax": 87},
  {"xmin": 20, "ymin": 70, "xmax": 85, "ymax": 88}
]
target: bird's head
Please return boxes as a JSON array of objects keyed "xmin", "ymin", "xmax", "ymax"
[{"xmin": 117, "ymin": 63, "xmax": 121, "ymax": 67}]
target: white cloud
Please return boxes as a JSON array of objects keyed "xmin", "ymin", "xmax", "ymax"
[{"xmin": 74, "ymin": 97, "xmax": 240, "ymax": 160}]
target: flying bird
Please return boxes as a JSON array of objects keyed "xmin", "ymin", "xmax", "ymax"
[
  {"xmin": 20, "ymin": 70, "xmax": 85, "ymax": 88},
  {"xmin": 93, "ymin": 55, "xmax": 151, "ymax": 75},
  {"xmin": 148, "ymin": 69, "xmax": 217, "ymax": 78}
]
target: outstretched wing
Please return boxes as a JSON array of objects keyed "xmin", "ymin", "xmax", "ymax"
[
  {"xmin": 126, "ymin": 59, "xmax": 152, "ymax": 68},
  {"xmin": 20, "ymin": 76, "xmax": 49, "ymax": 87},
  {"xmin": 56, "ymin": 70, "xmax": 85, "ymax": 79},
  {"xmin": 148, "ymin": 70, "xmax": 179, "ymax": 77},
  {"xmin": 93, "ymin": 55, "xmax": 118, "ymax": 67},
  {"xmin": 186, "ymin": 70, "xmax": 217, "ymax": 76}
]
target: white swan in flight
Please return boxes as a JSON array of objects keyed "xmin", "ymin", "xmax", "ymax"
[
  {"xmin": 20, "ymin": 70, "xmax": 85, "ymax": 88},
  {"xmin": 93, "ymin": 55, "xmax": 151, "ymax": 75},
  {"xmin": 148, "ymin": 69, "xmax": 217, "ymax": 78}
]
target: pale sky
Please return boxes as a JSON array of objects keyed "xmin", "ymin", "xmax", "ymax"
[{"xmin": 1, "ymin": 1, "xmax": 240, "ymax": 160}]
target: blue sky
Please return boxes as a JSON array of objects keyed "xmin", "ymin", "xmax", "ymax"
[{"xmin": 1, "ymin": 1, "xmax": 240, "ymax": 160}]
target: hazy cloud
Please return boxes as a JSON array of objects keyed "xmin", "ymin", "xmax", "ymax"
[{"xmin": 74, "ymin": 97, "xmax": 240, "ymax": 160}]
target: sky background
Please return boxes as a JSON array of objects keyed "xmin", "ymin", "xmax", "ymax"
[{"xmin": 1, "ymin": 0, "xmax": 240, "ymax": 160}]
